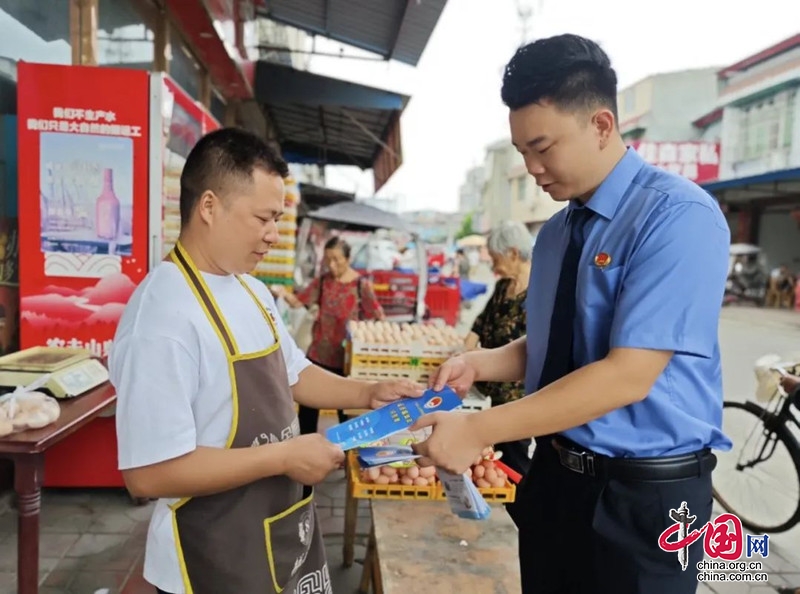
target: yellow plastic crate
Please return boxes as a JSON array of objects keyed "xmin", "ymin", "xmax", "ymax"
[
  {"xmin": 436, "ymin": 480, "xmax": 516, "ymax": 503},
  {"xmin": 347, "ymin": 452, "xmax": 438, "ymax": 501},
  {"xmin": 347, "ymin": 367, "xmax": 430, "ymax": 383}
]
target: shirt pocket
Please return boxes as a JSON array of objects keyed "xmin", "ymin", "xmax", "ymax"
[{"xmin": 578, "ymin": 264, "xmax": 624, "ymax": 314}]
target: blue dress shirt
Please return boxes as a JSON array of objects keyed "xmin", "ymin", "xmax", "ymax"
[{"xmin": 524, "ymin": 148, "xmax": 732, "ymax": 457}]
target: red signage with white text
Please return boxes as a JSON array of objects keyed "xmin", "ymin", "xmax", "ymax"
[
  {"xmin": 631, "ymin": 140, "xmax": 720, "ymax": 184},
  {"xmin": 17, "ymin": 62, "xmax": 150, "ymax": 355}
]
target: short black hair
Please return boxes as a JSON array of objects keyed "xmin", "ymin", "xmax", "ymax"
[
  {"xmin": 501, "ymin": 34, "xmax": 618, "ymax": 120},
  {"xmin": 179, "ymin": 127, "xmax": 290, "ymax": 226},
  {"xmin": 324, "ymin": 236, "xmax": 351, "ymax": 259}
]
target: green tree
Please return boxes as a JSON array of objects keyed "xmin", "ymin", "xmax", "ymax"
[{"xmin": 456, "ymin": 213, "xmax": 474, "ymax": 240}]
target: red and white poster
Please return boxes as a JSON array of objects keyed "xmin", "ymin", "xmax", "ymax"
[
  {"xmin": 631, "ymin": 140, "xmax": 720, "ymax": 184},
  {"xmin": 17, "ymin": 62, "xmax": 150, "ymax": 355}
]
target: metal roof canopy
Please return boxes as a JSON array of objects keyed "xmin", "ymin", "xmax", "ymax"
[
  {"xmin": 257, "ymin": 0, "xmax": 447, "ymax": 66},
  {"xmin": 255, "ymin": 61, "xmax": 407, "ymax": 171},
  {"xmin": 306, "ymin": 200, "xmax": 411, "ymax": 233},
  {"xmin": 702, "ymin": 167, "xmax": 800, "ymax": 205},
  {"xmin": 297, "ymin": 182, "xmax": 355, "ymax": 217}
]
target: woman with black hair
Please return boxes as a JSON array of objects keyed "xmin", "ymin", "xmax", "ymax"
[{"xmin": 279, "ymin": 236, "xmax": 385, "ymax": 434}]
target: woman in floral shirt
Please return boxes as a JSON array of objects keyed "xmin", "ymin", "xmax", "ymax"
[
  {"xmin": 464, "ymin": 221, "xmax": 533, "ymax": 477},
  {"xmin": 282, "ymin": 236, "xmax": 384, "ymax": 434}
]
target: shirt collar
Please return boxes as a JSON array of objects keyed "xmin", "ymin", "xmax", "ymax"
[{"xmin": 566, "ymin": 147, "xmax": 646, "ymax": 222}]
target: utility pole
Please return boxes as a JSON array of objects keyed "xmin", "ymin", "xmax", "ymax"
[{"xmin": 514, "ymin": 0, "xmax": 544, "ymax": 45}]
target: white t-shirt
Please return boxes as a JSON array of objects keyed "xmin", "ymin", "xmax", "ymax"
[{"xmin": 109, "ymin": 261, "xmax": 311, "ymax": 594}]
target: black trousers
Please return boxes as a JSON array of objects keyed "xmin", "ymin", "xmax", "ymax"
[
  {"xmin": 495, "ymin": 438, "xmax": 533, "ymax": 477},
  {"xmin": 496, "ymin": 438, "xmax": 533, "ymax": 527},
  {"xmin": 297, "ymin": 360, "xmax": 348, "ymax": 435},
  {"xmin": 516, "ymin": 439, "xmax": 713, "ymax": 594}
]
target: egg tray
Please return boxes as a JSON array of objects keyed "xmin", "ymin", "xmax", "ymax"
[
  {"xmin": 258, "ymin": 253, "xmax": 295, "ymax": 265},
  {"xmin": 255, "ymin": 263, "xmax": 294, "ymax": 275},
  {"xmin": 436, "ymin": 480, "xmax": 516, "ymax": 503},
  {"xmin": 272, "ymin": 240, "xmax": 297, "ymax": 252},
  {"xmin": 348, "ymin": 337, "xmax": 462, "ymax": 361},
  {"xmin": 348, "ymin": 451, "xmax": 438, "ymax": 501},
  {"xmin": 347, "ymin": 454, "xmax": 517, "ymax": 503},
  {"xmin": 349, "ymin": 353, "xmax": 448, "ymax": 371},
  {"xmin": 255, "ymin": 275, "xmax": 294, "ymax": 286},
  {"xmin": 347, "ymin": 367, "xmax": 430, "ymax": 383}
]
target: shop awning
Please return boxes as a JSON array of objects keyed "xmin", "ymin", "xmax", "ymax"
[
  {"xmin": 166, "ymin": 0, "xmax": 252, "ymax": 99},
  {"xmin": 255, "ymin": 61, "xmax": 407, "ymax": 191},
  {"xmin": 256, "ymin": 0, "xmax": 447, "ymax": 66},
  {"xmin": 297, "ymin": 183, "xmax": 355, "ymax": 217},
  {"xmin": 702, "ymin": 167, "xmax": 800, "ymax": 205},
  {"xmin": 306, "ymin": 200, "xmax": 411, "ymax": 232}
]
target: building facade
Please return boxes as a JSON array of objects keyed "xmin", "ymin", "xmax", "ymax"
[
  {"xmin": 458, "ymin": 165, "xmax": 484, "ymax": 214},
  {"xmin": 618, "ymin": 68, "xmax": 721, "ymax": 143},
  {"xmin": 700, "ymin": 33, "xmax": 800, "ymax": 271},
  {"xmin": 476, "ymin": 138, "xmax": 564, "ymax": 236},
  {"xmin": 617, "ymin": 68, "xmax": 723, "ymax": 186}
]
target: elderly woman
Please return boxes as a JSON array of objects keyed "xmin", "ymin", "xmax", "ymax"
[
  {"xmin": 279, "ymin": 236, "xmax": 385, "ymax": 434},
  {"xmin": 464, "ymin": 221, "xmax": 533, "ymax": 477}
]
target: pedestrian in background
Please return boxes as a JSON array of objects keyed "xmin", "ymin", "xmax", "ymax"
[
  {"xmin": 277, "ymin": 236, "xmax": 385, "ymax": 435},
  {"xmin": 463, "ymin": 220, "xmax": 533, "ymax": 479}
]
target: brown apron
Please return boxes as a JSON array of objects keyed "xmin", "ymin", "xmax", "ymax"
[{"xmin": 167, "ymin": 243, "xmax": 330, "ymax": 594}]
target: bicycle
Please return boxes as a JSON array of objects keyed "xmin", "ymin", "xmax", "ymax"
[{"xmin": 712, "ymin": 361, "xmax": 800, "ymax": 534}]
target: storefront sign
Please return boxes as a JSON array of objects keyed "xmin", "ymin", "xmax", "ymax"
[
  {"xmin": 17, "ymin": 62, "xmax": 150, "ymax": 353},
  {"xmin": 631, "ymin": 140, "xmax": 720, "ymax": 184}
]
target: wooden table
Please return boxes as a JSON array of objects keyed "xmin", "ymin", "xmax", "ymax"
[
  {"xmin": 361, "ymin": 500, "xmax": 521, "ymax": 594},
  {"xmin": 0, "ymin": 382, "xmax": 117, "ymax": 594}
]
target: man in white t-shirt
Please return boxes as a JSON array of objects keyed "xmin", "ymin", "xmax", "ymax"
[{"xmin": 109, "ymin": 128, "xmax": 423, "ymax": 594}]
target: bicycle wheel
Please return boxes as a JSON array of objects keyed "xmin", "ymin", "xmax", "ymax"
[{"xmin": 712, "ymin": 400, "xmax": 800, "ymax": 533}]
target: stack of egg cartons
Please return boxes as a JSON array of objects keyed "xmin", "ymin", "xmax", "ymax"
[{"xmin": 253, "ymin": 175, "xmax": 298, "ymax": 286}]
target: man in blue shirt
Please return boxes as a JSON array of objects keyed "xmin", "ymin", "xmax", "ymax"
[{"xmin": 413, "ymin": 34, "xmax": 731, "ymax": 594}]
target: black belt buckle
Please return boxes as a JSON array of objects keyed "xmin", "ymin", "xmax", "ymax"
[{"xmin": 558, "ymin": 447, "xmax": 596, "ymax": 477}]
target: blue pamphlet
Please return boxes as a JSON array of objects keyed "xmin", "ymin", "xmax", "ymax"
[
  {"xmin": 357, "ymin": 446, "xmax": 420, "ymax": 467},
  {"xmin": 326, "ymin": 387, "xmax": 462, "ymax": 451}
]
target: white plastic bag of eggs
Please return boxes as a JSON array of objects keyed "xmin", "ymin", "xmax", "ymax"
[
  {"xmin": 359, "ymin": 463, "xmax": 438, "ymax": 487},
  {"xmin": 348, "ymin": 320, "xmax": 463, "ymax": 347}
]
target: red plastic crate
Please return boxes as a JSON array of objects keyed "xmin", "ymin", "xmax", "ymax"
[{"xmin": 425, "ymin": 284, "xmax": 460, "ymax": 326}]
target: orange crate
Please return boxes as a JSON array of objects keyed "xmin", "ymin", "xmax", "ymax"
[
  {"xmin": 347, "ymin": 452, "xmax": 438, "ymax": 501},
  {"xmin": 436, "ymin": 479, "xmax": 516, "ymax": 503}
]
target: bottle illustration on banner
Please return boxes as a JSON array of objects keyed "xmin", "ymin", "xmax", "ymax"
[{"xmin": 95, "ymin": 168, "xmax": 121, "ymax": 241}]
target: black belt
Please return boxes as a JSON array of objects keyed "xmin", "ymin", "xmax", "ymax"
[{"xmin": 549, "ymin": 437, "xmax": 716, "ymax": 482}]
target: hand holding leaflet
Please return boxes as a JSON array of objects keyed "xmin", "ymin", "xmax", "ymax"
[{"xmin": 326, "ymin": 386, "xmax": 462, "ymax": 451}]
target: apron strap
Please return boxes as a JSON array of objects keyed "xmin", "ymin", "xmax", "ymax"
[
  {"xmin": 170, "ymin": 242, "xmax": 239, "ymax": 357},
  {"xmin": 237, "ymin": 277, "xmax": 280, "ymax": 344}
]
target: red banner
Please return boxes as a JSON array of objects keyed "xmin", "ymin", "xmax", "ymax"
[
  {"xmin": 17, "ymin": 63, "xmax": 151, "ymax": 356},
  {"xmin": 630, "ymin": 140, "xmax": 720, "ymax": 184}
]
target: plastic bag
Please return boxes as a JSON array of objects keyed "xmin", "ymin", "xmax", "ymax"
[{"xmin": 0, "ymin": 375, "xmax": 61, "ymax": 437}]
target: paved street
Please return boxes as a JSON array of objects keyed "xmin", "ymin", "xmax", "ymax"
[{"xmin": 705, "ymin": 308, "xmax": 800, "ymax": 594}]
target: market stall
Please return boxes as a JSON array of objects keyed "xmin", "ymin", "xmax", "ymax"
[{"xmin": 296, "ymin": 201, "xmax": 429, "ymax": 323}]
